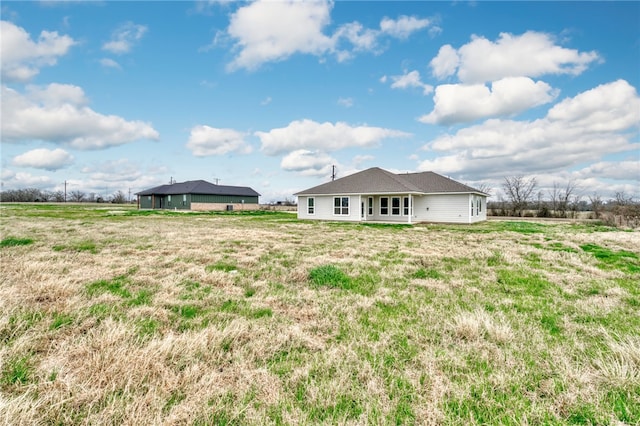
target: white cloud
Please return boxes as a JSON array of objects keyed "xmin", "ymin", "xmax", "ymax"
[
  {"xmin": 337, "ymin": 97, "xmax": 354, "ymax": 107},
  {"xmin": 260, "ymin": 96, "xmax": 272, "ymax": 106},
  {"xmin": 186, "ymin": 125, "xmax": 253, "ymax": 157},
  {"xmin": 0, "ymin": 170, "xmax": 53, "ymax": 189},
  {"xmin": 389, "ymin": 70, "xmax": 433, "ymax": 95},
  {"xmin": 380, "ymin": 15, "xmax": 430, "ymax": 39},
  {"xmin": 429, "ymin": 44, "xmax": 459, "ymax": 80},
  {"xmin": 353, "ymin": 154, "xmax": 374, "ymax": 167},
  {"xmin": 1, "ymin": 84, "xmax": 160, "ymax": 149},
  {"xmin": 99, "ymin": 58, "xmax": 121, "ymax": 69},
  {"xmin": 12, "ymin": 148, "xmax": 74, "ymax": 171},
  {"xmin": 256, "ymin": 119, "xmax": 411, "ymax": 155},
  {"xmin": 575, "ymin": 161, "xmax": 640, "ymax": 181},
  {"xmin": 420, "ymin": 77, "xmax": 558, "ymax": 125},
  {"xmin": 547, "ymin": 79, "xmax": 639, "ymax": 132},
  {"xmin": 430, "ymin": 31, "xmax": 600, "ymax": 83},
  {"xmin": 0, "ymin": 20, "xmax": 76, "ymax": 82},
  {"xmin": 25, "ymin": 82, "xmax": 88, "ymax": 106},
  {"xmin": 280, "ymin": 149, "xmax": 336, "ymax": 176},
  {"xmin": 418, "ymin": 80, "xmax": 640, "ymax": 179},
  {"xmin": 102, "ymin": 22, "xmax": 147, "ymax": 54},
  {"xmin": 333, "ymin": 22, "xmax": 379, "ymax": 55},
  {"xmin": 226, "ymin": 0, "xmax": 333, "ymax": 71},
  {"xmin": 223, "ymin": 1, "xmax": 433, "ymax": 71}
]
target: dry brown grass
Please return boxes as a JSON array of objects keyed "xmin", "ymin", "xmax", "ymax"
[{"xmin": 1, "ymin": 205, "xmax": 639, "ymax": 425}]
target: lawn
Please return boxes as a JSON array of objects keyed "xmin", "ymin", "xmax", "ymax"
[{"xmin": 1, "ymin": 204, "xmax": 638, "ymax": 425}]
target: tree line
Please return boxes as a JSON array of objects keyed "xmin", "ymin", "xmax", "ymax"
[
  {"xmin": 0, "ymin": 188, "xmax": 130, "ymax": 204},
  {"xmin": 488, "ymin": 175, "xmax": 639, "ymax": 228}
]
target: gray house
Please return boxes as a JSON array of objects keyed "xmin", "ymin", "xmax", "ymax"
[
  {"xmin": 294, "ymin": 167, "xmax": 488, "ymax": 224},
  {"xmin": 136, "ymin": 180, "xmax": 260, "ymax": 211}
]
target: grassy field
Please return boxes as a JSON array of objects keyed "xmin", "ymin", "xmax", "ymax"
[{"xmin": 1, "ymin": 204, "xmax": 638, "ymax": 425}]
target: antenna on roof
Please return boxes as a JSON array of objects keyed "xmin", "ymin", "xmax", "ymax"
[
  {"xmin": 213, "ymin": 178, "xmax": 220, "ymax": 185},
  {"xmin": 331, "ymin": 165, "xmax": 337, "ymax": 181},
  {"xmin": 169, "ymin": 177, "xmax": 176, "ymax": 184}
]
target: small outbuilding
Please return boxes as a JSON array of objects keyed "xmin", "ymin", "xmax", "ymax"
[
  {"xmin": 136, "ymin": 180, "xmax": 260, "ymax": 211},
  {"xmin": 294, "ymin": 167, "xmax": 488, "ymax": 224}
]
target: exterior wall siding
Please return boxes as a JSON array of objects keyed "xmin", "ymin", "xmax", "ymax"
[
  {"xmin": 192, "ymin": 194, "xmax": 259, "ymax": 204},
  {"xmin": 298, "ymin": 193, "xmax": 487, "ymax": 224},
  {"xmin": 191, "ymin": 202, "xmax": 259, "ymax": 211},
  {"xmin": 297, "ymin": 195, "xmax": 360, "ymax": 221},
  {"xmin": 138, "ymin": 194, "xmax": 259, "ymax": 210},
  {"xmin": 412, "ymin": 194, "xmax": 469, "ymax": 223}
]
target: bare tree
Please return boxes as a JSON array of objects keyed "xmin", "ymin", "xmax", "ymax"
[
  {"xmin": 588, "ymin": 193, "xmax": 603, "ymax": 219},
  {"xmin": 502, "ymin": 175, "xmax": 537, "ymax": 217},
  {"xmin": 69, "ymin": 190, "xmax": 86, "ymax": 202},
  {"xmin": 476, "ymin": 183, "xmax": 493, "ymax": 196},
  {"xmin": 52, "ymin": 191, "xmax": 65, "ymax": 202},
  {"xmin": 111, "ymin": 190, "xmax": 127, "ymax": 204}
]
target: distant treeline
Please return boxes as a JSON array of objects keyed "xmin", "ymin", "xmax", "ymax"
[
  {"xmin": 488, "ymin": 176, "xmax": 639, "ymax": 228},
  {"xmin": 0, "ymin": 188, "xmax": 130, "ymax": 204}
]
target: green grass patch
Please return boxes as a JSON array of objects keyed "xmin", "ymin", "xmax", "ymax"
[
  {"xmin": 205, "ymin": 261, "xmax": 238, "ymax": 273},
  {"xmin": 1, "ymin": 310, "xmax": 45, "ymax": 345},
  {"xmin": 178, "ymin": 280, "xmax": 212, "ymax": 300},
  {"xmin": 580, "ymin": 243, "xmax": 640, "ymax": 273},
  {"xmin": 308, "ymin": 264, "xmax": 352, "ymax": 290},
  {"xmin": 50, "ymin": 312, "xmax": 74, "ymax": 330},
  {"xmin": 86, "ymin": 275, "xmax": 132, "ymax": 299},
  {"xmin": 412, "ymin": 267, "xmax": 442, "ymax": 280},
  {"xmin": 0, "ymin": 236, "xmax": 34, "ymax": 248},
  {"xmin": 1, "ymin": 355, "xmax": 33, "ymax": 386},
  {"xmin": 127, "ymin": 289, "xmax": 154, "ymax": 306},
  {"xmin": 53, "ymin": 239, "xmax": 99, "ymax": 254},
  {"xmin": 136, "ymin": 318, "xmax": 160, "ymax": 339},
  {"xmin": 497, "ymin": 269, "xmax": 553, "ymax": 297},
  {"xmin": 171, "ymin": 304, "xmax": 202, "ymax": 320}
]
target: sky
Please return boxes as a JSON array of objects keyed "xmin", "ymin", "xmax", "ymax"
[{"xmin": 1, "ymin": 0, "xmax": 639, "ymax": 203}]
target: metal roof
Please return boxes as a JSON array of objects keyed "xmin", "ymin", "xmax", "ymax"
[
  {"xmin": 136, "ymin": 180, "xmax": 260, "ymax": 197},
  {"xmin": 294, "ymin": 167, "xmax": 487, "ymax": 196}
]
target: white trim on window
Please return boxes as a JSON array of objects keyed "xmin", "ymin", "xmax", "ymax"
[
  {"xmin": 333, "ymin": 196, "xmax": 349, "ymax": 216},
  {"xmin": 307, "ymin": 197, "xmax": 315, "ymax": 215},
  {"xmin": 380, "ymin": 197, "xmax": 389, "ymax": 215},
  {"xmin": 391, "ymin": 197, "xmax": 401, "ymax": 215}
]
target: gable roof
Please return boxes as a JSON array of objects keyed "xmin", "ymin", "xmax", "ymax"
[
  {"xmin": 136, "ymin": 180, "xmax": 260, "ymax": 197},
  {"xmin": 294, "ymin": 167, "xmax": 486, "ymax": 196}
]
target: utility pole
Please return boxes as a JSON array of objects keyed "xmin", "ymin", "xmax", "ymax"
[
  {"xmin": 128, "ymin": 187, "xmax": 131, "ymax": 203},
  {"xmin": 64, "ymin": 180, "xmax": 67, "ymax": 203},
  {"xmin": 331, "ymin": 165, "xmax": 337, "ymax": 181}
]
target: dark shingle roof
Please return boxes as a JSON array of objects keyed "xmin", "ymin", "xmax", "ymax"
[
  {"xmin": 294, "ymin": 167, "xmax": 486, "ymax": 196},
  {"xmin": 136, "ymin": 180, "xmax": 260, "ymax": 197}
]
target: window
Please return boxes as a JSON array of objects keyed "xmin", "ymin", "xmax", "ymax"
[
  {"xmin": 476, "ymin": 199, "xmax": 480, "ymax": 216},
  {"xmin": 368, "ymin": 197, "xmax": 373, "ymax": 215},
  {"xmin": 334, "ymin": 197, "xmax": 349, "ymax": 215},
  {"xmin": 168, "ymin": 195, "xmax": 172, "ymax": 202},
  {"xmin": 403, "ymin": 197, "xmax": 411, "ymax": 216},
  {"xmin": 380, "ymin": 197, "xmax": 389, "ymax": 215},
  {"xmin": 307, "ymin": 197, "xmax": 315, "ymax": 215},
  {"xmin": 478, "ymin": 199, "xmax": 482, "ymax": 214},
  {"xmin": 471, "ymin": 201, "xmax": 474, "ymax": 216},
  {"xmin": 391, "ymin": 197, "xmax": 401, "ymax": 215}
]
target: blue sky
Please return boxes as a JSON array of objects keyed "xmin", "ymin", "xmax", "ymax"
[{"xmin": 1, "ymin": 0, "xmax": 639, "ymax": 202}]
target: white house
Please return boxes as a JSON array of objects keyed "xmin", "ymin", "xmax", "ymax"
[{"xmin": 294, "ymin": 167, "xmax": 488, "ymax": 224}]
